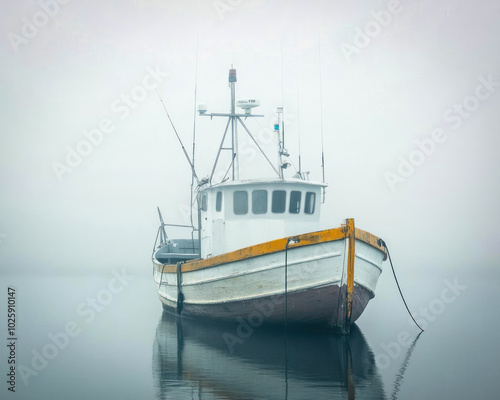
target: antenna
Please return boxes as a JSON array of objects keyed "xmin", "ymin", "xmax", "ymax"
[
  {"xmin": 296, "ymin": 77, "xmax": 302, "ymax": 178},
  {"xmin": 280, "ymin": 33, "xmax": 285, "ymax": 126},
  {"xmin": 277, "ymin": 35, "xmax": 289, "ymax": 179},
  {"xmin": 191, "ymin": 34, "xmax": 199, "ymax": 186},
  {"xmin": 200, "ymin": 68, "xmax": 279, "ymax": 181},
  {"xmin": 229, "ymin": 66, "xmax": 238, "ymax": 180},
  {"xmin": 275, "ymin": 108, "xmax": 283, "ymax": 178},
  {"xmin": 190, "ymin": 33, "xmax": 199, "ymax": 249},
  {"xmin": 280, "ymin": 37, "xmax": 286, "ymax": 154},
  {"xmin": 318, "ymin": 32, "xmax": 326, "ymax": 202}
]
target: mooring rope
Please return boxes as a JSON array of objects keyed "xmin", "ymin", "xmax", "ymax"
[
  {"xmin": 176, "ymin": 261, "xmax": 185, "ymax": 315},
  {"xmin": 378, "ymin": 239, "xmax": 424, "ymax": 332},
  {"xmin": 390, "ymin": 331, "xmax": 423, "ymax": 400}
]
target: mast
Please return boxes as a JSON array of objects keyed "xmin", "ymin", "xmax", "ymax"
[
  {"xmin": 201, "ymin": 68, "xmax": 280, "ymax": 183},
  {"xmin": 229, "ymin": 67, "xmax": 239, "ymax": 180},
  {"xmin": 275, "ymin": 107, "xmax": 284, "ymax": 179}
]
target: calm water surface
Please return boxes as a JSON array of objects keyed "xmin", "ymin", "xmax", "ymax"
[{"xmin": 1, "ymin": 269, "xmax": 498, "ymax": 399}]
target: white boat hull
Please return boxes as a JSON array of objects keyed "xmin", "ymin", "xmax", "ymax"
[{"xmin": 153, "ymin": 225, "xmax": 386, "ymax": 329}]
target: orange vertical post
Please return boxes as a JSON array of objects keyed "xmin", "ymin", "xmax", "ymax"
[
  {"xmin": 345, "ymin": 218, "xmax": 355, "ymax": 326},
  {"xmin": 337, "ymin": 218, "xmax": 356, "ymax": 334}
]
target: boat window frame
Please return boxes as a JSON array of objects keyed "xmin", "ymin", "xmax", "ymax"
[
  {"xmin": 305, "ymin": 191, "xmax": 316, "ymax": 214},
  {"xmin": 252, "ymin": 190, "xmax": 268, "ymax": 214},
  {"xmin": 271, "ymin": 190, "xmax": 287, "ymax": 214},
  {"xmin": 233, "ymin": 190, "xmax": 248, "ymax": 215},
  {"xmin": 200, "ymin": 193, "xmax": 208, "ymax": 211},
  {"xmin": 289, "ymin": 190, "xmax": 302, "ymax": 214},
  {"xmin": 216, "ymin": 191, "xmax": 223, "ymax": 212}
]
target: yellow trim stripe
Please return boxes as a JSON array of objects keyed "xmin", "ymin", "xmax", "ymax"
[
  {"xmin": 154, "ymin": 224, "xmax": 386, "ymax": 274},
  {"xmin": 355, "ymin": 228, "xmax": 386, "ymax": 256}
]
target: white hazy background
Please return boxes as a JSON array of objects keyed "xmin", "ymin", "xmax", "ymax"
[{"xmin": 1, "ymin": 0, "xmax": 499, "ymax": 281}]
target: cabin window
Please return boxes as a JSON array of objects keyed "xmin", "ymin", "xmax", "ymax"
[
  {"xmin": 305, "ymin": 192, "xmax": 316, "ymax": 214},
  {"xmin": 233, "ymin": 191, "xmax": 248, "ymax": 215},
  {"xmin": 272, "ymin": 190, "xmax": 286, "ymax": 213},
  {"xmin": 289, "ymin": 191, "xmax": 302, "ymax": 214},
  {"xmin": 216, "ymin": 191, "xmax": 222, "ymax": 212},
  {"xmin": 252, "ymin": 190, "xmax": 268, "ymax": 214},
  {"xmin": 200, "ymin": 193, "xmax": 208, "ymax": 211}
]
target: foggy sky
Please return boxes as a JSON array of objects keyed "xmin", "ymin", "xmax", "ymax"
[{"xmin": 1, "ymin": 0, "xmax": 499, "ymax": 279}]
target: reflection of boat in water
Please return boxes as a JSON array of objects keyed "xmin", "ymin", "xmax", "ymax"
[{"xmin": 153, "ymin": 312, "xmax": 386, "ymax": 399}]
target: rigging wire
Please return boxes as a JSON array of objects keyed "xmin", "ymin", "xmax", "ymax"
[
  {"xmin": 221, "ymin": 153, "xmax": 236, "ymax": 183},
  {"xmin": 378, "ymin": 239, "xmax": 425, "ymax": 332}
]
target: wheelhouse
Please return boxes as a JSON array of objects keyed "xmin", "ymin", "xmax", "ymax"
[{"xmin": 198, "ymin": 179, "xmax": 325, "ymax": 258}]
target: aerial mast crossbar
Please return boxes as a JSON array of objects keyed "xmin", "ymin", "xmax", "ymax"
[{"xmin": 200, "ymin": 67, "xmax": 280, "ymax": 182}]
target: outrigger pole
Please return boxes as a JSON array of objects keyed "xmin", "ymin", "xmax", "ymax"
[{"xmin": 156, "ymin": 89, "xmax": 200, "ymax": 186}]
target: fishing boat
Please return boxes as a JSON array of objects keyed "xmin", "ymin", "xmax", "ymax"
[{"xmin": 152, "ymin": 68, "xmax": 387, "ymax": 333}]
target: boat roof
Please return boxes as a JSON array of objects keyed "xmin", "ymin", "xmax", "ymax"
[{"xmin": 203, "ymin": 178, "xmax": 328, "ymax": 191}]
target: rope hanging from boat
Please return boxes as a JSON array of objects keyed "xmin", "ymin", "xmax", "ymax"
[
  {"xmin": 378, "ymin": 239, "xmax": 424, "ymax": 332},
  {"xmin": 284, "ymin": 240, "xmax": 290, "ymax": 332},
  {"xmin": 158, "ymin": 263, "xmax": 165, "ymax": 290},
  {"xmin": 284, "ymin": 236, "xmax": 300, "ymax": 332},
  {"xmin": 176, "ymin": 262, "xmax": 185, "ymax": 315},
  {"xmin": 390, "ymin": 331, "xmax": 423, "ymax": 400}
]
